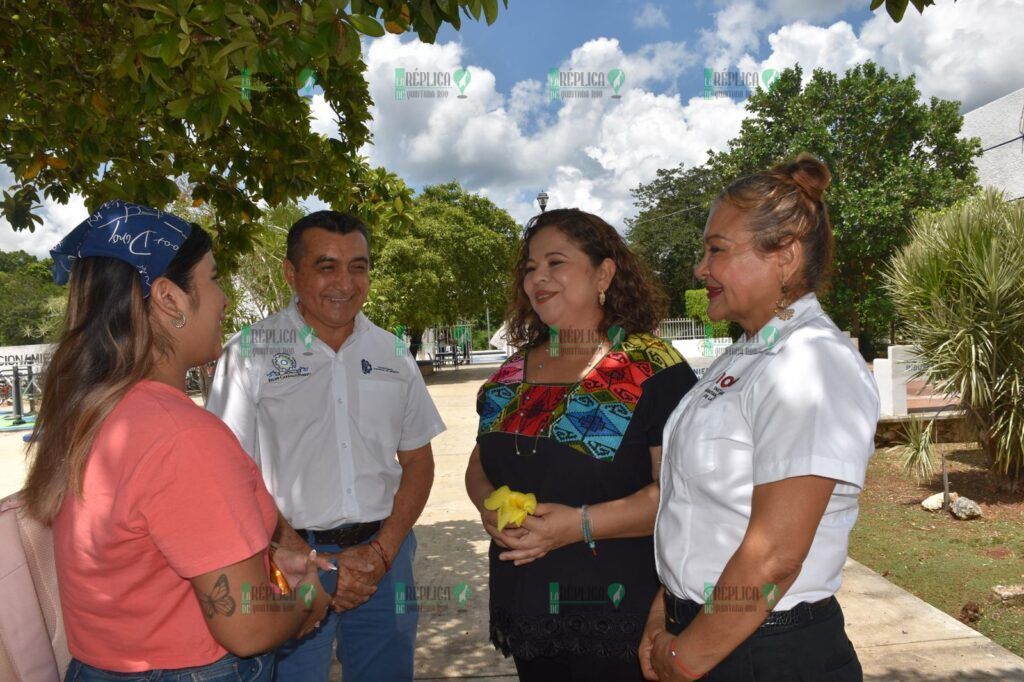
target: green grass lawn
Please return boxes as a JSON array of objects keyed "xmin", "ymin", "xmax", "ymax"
[{"xmin": 849, "ymin": 444, "xmax": 1024, "ymax": 658}]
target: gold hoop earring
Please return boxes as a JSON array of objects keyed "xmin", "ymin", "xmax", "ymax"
[
  {"xmin": 172, "ymin": 312, "xmax": 187, "ymax": 329},
  {"xmin": 598, "ymin": 290, "xmax": 606, "ymax": 307},
  {"xmin": 774, "ymin": 284, "xmax": 794, "ymax": 321}
]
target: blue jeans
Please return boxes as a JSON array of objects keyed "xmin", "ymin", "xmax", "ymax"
[
  {"xmin": 273, "ymin": 531, "xmax": 418, "ymax": 682},
  {"xmin": 65, "ymin": 652, "xmax": 274, "ymax": 681}
]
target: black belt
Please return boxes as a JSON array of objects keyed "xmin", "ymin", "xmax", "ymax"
[
  {"xmin": 664, "ymin": 591, "xmax": 838, "ymax": 633},
  {"xmin": 294, "ymin": 520, "xmax": 382, "ymax": 547}
]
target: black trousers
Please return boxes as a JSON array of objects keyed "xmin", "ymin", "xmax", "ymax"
[{"xmin": 665, "ymin": 595, "xmax": 863, "ymax": 681}]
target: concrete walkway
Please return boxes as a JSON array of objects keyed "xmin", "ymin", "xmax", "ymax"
[
  {"xmin": 411, "ymin": 366, "xmax": 1024, "ymax": 681},
  {"xmin": 2, "ymin": 367, "xmax": 1023, "ymax": 680}
]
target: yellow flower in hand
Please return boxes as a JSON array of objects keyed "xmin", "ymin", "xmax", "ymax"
[{"xmin": 484, "ymin": 485, "xmax": 538, "ymax": 532}]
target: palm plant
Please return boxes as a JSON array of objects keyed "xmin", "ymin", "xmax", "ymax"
[
  {"xmin": 900, "ymin": 415, "xmax": 936, "ymax": 482},
  {"xmin": 23, "ymin": 294, "xmax": 67, "ymax": 342},
  {"xmin": 887, "ymin": 191, "xmax": 1024, "ymax": 487},
  {"xmin": 899, "ymin": 414, "xmax": 956, "ymax": 510}
]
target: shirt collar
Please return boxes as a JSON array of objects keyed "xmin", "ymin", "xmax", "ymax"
[
  {"xmin": 350, "ymin": 311, "xmax": 368, "ymax": 342},
  {"xmin": 286, "ymin": 295, "xmax": 368, "ymax": 350},
  {"xmin": 778, "ymin": 291, "xmax": 820, "ymax": 328}
]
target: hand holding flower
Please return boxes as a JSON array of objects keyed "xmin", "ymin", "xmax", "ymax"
[
  {"xmin": 483, "ymin": 485, "xmax": 538, "ymax": 531},
  {"xmin": 496, "ymin": 502, "xmax": 582, "ymax": 566},
  {"xmin": 478, "ymin": 507, "xmax": 528, "ymax": 550}
]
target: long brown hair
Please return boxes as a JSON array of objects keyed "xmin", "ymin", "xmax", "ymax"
[
  {"xmin": 504, "ymin": 208, "xmax": 668, "ymax": 349},
  {"xmin": 24, "ymin": 225, "xmax": 211, "ymax": 523}
]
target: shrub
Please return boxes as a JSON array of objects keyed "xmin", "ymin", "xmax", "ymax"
[
  {"xmin": 684, "ymin": 289, "xmax": 730, "ymax": 337},
  {"xmin": 900, "ymin": 415, "xmax": 936, "ymax": 483},
  {"xmin": 887, "ymin": 191, "xmax": 1024, "ymax": 483}
]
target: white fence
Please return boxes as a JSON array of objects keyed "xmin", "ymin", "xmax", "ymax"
[{"xmin": 657, "ymin": 318, "xmax": 708, "ymax": 340}]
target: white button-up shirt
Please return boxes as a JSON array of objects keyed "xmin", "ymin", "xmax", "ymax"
[
  {"xmin": 206, "ymin": 300, "xmax": 446, "ymax": 530},
  {"xmin": 654, "ymin": 293, "xmax": 880, "ymax": 611}
]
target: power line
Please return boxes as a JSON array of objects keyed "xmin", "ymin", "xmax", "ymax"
[
  {"xmin": 981, "ymin": 134, "xmax": 1024, "ymax": 153},
  {"xmin": 629, "ymin": 203, "xmax": 706, "ymax": 227}
]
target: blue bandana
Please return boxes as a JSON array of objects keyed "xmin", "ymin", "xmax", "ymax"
[{"xmin": 50, "ymin": 200, "xmax": 193, "ymax": 297}]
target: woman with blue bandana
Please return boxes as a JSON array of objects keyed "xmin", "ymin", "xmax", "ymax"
[{"xmin": 23, "ymin": 201, "xmax": 332, "ymax": 680}]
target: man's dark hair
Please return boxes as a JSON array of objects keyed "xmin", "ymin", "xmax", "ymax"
[{"xmin": 286, "ymin": 210, "xmax": 370, "ymax": 266}]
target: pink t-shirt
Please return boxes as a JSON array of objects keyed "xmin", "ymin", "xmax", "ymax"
[{"xmin": 54, "ymin": 380, "xmax": 278, "ymax": 671}]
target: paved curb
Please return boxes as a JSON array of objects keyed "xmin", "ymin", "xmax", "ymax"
[{"xmin": 840, "ymin": 557, "xmax": 1024, "ymax": 681}]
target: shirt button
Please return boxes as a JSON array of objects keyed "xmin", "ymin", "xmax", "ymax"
[
  {"xmin": 346, "ymin": 488, "xmax": 353, "ymax": 494},
  {"xmin": 337, "ymin": 398, "xmax": 343, "ymax": 404},
  {"xmin": 342, "ymin": 443, "xmax": 348, "ymax": 448}
]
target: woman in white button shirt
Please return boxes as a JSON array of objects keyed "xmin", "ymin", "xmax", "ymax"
[{"xmin": 640, "ymin": 154, "xmax": 880, "ymax": 681}]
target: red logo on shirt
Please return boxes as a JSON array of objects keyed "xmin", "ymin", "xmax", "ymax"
[
  {"xmin": 700, "ymin": 372, "xmax": 741, "ymax": 405},
  {"xmin": 715, "ymin": 372, "xmax": 739, "ymax": 388}
]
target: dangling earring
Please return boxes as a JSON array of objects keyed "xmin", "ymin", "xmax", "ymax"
[
  {"xmin": 774, "ymin": 284, "xmax": 794, "ymax": 321},
  {"xmin": 172, "ymin": 312, "xmax": 187, "ymax": 329},
  {"xmin": 598, "ymin": 290, "xmax": 606, "ymax": 307}
]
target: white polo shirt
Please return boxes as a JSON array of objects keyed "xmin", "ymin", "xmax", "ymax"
[
  {"xmin": 206, "ymin": 299, "xmax": 446, "ymax": 530},
  {"xmin": 654, "ymin": 293, "xmax": 879, "ymax": 611}
]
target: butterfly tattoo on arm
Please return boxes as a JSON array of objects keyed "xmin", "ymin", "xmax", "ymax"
[{"xmin": 199, "ymin": 574, "xmax": 236, "ymax": 618}]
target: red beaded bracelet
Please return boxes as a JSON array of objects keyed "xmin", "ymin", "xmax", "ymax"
[
  {"xmin": 670, "ymin": 647, "xmax": 704, "ymax": 680},
  {"xmin": 370, "ymin": 540, "xmax": 392, "ymax": 572}
]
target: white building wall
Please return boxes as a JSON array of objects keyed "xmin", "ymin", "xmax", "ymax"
[{"xmin": 961, "ymin": 88, "xmax": 1024, "ymax": 201}]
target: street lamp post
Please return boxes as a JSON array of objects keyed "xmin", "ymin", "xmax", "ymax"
[{"xmin": 536, "ymin": 191, "xmax": 549, "ymax": 212}]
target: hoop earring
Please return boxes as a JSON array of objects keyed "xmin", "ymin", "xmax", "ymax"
[
  {"xmin": 172, "ymin": 312, "xmax": 187, "ymax": 329},
  {"xmin": 774, "ymin": 284, "xmax": 794, "ymax": 321},
  {"xmin": 598, "ymin": 290, "xmax": 606, "ymax": 307}
]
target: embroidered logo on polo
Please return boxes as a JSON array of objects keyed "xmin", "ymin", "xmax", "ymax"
[
  {"xmin": 476, "ymin": 333, "xmax": 683, "ymax": 461},
  {"xmin": 361, "ymin": 358, "xmax": 399, "ymax": 375},
  {"xmin": 266, "ymin": 353, "xmax": 310, "ymax": 382},
  {"xmin": 699, "ymin": 370, "xmax": 740, "ymax": 405}
]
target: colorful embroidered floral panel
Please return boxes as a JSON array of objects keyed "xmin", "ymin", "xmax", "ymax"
[{"xmin": 477, "ymin": 333, "xmax": 683, "ymax": 461}]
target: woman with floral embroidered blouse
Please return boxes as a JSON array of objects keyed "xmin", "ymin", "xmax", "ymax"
[{"xmin": 465, "ymin": 208, "xmax": 698, "ymax": 681}]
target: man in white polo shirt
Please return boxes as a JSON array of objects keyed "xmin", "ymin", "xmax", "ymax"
[{"xmin": 207, "ymin": 210, "xmax": 445, "ymax": 681}]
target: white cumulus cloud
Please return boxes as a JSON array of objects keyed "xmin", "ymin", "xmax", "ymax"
[
  {"xmin": 358, "ymin": 34, "xmax": 736, "ymax": 228},
  {"xmin": 730, "ymin": 0, "xmax": 1024, "ymax": 112},
  {"xmin": 858, "ymin": 0, "xmax": 1024, "ymax": 111},
  {"xmin": 0, "ymin": 164, "xmax": 89, "ymax": 258}
]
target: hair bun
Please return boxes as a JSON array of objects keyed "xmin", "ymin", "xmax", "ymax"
[{"xmin": 778, "ymin": 152, "xmax": 831, "ymax": 203}]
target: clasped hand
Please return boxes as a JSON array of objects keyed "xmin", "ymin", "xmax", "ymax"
[
  {"xmin": 268, "ymin": 547, "xmax": 334, "ymax": 637},
  {"xmin": 330, "ymin": 544, "xmax": 387, "ymax": 612},
  {"xmin": 639, "ymin": 602, "xmax": 696, "ymax": 681},
  {"xmin": 272, "ymin": 543, "xmax": 386, "ymax": 614},
  {"xmin": 479, "ymin": 502, "xmax": 580, "ymax": 566}
]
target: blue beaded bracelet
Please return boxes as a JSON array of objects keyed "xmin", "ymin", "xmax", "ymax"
[{"xmin": 581, "ymin": 504, "xmax": 597, "ymax": 556}]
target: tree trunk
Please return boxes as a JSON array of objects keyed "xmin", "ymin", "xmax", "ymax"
[
  {"xmin": 199, "ymin": 361, "xmax": 213, "ymax": 405},
  {"xmin": 410, "ymin": 328, "xmax": 424, "ymax": 361},
  {"xmin": 941, "ymin": 454, "xmax": 950, "ymax": 512},
  {"xmin": 979, "ymin": 420, "xmax": 997, "ymax": 472}
]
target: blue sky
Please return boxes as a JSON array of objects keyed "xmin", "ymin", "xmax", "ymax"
[
  {"xmin": 434, "ymin": 0, "xmax": 708, "ymax": 99},
  {"xmin": 432, "ymin": 0, "xmax": 871, "ymax": 110},
  {"xmin": 3, "ymin": 0, "xmax": 1024, "ymax": 256}
]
